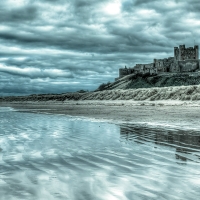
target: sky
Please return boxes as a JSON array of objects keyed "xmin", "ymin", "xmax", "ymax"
[{"xmin": 0, "ymin": 0, "xmax": 200, "ymax": 96}]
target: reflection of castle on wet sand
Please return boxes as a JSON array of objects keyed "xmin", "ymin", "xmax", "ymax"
[{"xmin": 120, "ymin": 125, "xmax": 200, "ymax": 163}]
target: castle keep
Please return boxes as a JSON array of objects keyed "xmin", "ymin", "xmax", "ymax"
[{"xmin": 119, "ymin": 44, "xmax": 200, "ymax": 78}]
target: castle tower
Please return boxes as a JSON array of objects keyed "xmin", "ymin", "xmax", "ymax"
[
  {"xmin": 174, "ymin": 47, "xmax": 179, "ymax": 61},
  {"xmin": 174, "ymin": 44, "xmax": 199, "ymax": 61},
  {"xmin": 179, "ymin": 44, "xmax": 185, "ymax": 61},
  {"xmin": 194, "ymin": 45, "xmax": 199, "ymax": 60}
]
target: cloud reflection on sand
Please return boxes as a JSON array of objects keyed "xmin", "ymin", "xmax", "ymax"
[{"xmin": 0, "ymin": 108, "xmax": 200, "ymax": 200}]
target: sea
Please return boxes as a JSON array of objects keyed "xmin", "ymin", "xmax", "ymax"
[{"xmin": 0, "ymin": 107, "xmax": 200, "ymax": 200}]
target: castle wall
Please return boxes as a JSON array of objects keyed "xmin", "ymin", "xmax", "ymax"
[
  {"xmin": 154, "ymin": 59, "xmax": 164, "ymax": 72},
  {"xmin": 174, "ymin": 47, "xmax": 179, "ymax": 61},
  {"xmin": 134, "ymin": 64, "xmax": 144, "ymax": 74},
  {"xmin": 178, "ymin": 60, "xmax": 199, "ymax": 72},
  {"xmin": 171, "ymin": 62, "xmax": 180, "ymax": 73},
  {"xmin": 150, "ymin": 66, "xmax": 157, "ymax": 75},
  {"xmin": 163, "ymin": 57, "xmax": 174, "ymax": 72},
  {"xmin": 154, "ymin": 57, "xmax": 174, "ymax": 73},
  {"xmin": 134, "ymin": 63, "xmax": 156, "ymax": 75},
  {"xmin": 144, "ymin": 63, "xmax": 157, "ymax": 75},
  {"xmin": 119, "ymin": 67, "xmax": 134, "ymax": 78},
  {"xmin": 195, "ymin": 45, "xmax": 199, "ymax": 60},
  {"xmin": 118, "ymin": 44, "xmax": 199, "ymax": 79}
]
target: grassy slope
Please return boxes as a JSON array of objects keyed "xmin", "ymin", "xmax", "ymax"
[
  {"xmin": 1, "ymin": 73, "xmax": 200, "ymax": 102},
  {"xmin": 104, "ymin": 73, "xmax": 200, "ymax": 90}
]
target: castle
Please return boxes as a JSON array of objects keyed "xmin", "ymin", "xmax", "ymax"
[{"xmin": 119, "ymin": 44, "xmax": 200, "ymax": 78}]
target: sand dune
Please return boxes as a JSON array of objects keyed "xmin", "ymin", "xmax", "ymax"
[
  {"xmin": 79, "ymin": 85, "xmax": 200, "ymax": 101},
  {"xmin": 1, "ymin": 85, "xmax": 200, "ymax": 103}
]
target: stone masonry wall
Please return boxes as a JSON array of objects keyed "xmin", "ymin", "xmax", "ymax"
[{"xmin": 118, "ymin": 44, "xmax": 199, "ymax": 79}]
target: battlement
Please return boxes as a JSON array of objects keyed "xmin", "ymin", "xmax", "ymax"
[
  {"xmin": 118, "ymin": 44, "xmax": 200, "ymax": 79},
  {"xmin": 174, "ymin": 44, "xmax": 199, "ymax": 61}
]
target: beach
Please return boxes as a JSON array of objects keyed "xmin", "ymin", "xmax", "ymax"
[
  {"xmin": 1, "ymin": 95, "xmax": 200, "ymax": 200},
  {"xmin": 1, "ymin": 85, "xmax": 200, "ymax": 128},
  {"xmin": 1, "ymin": 99, "xmax": 200, "ymax": 129},
  {"xmin": 1, "ymin": 105, "xmax": 200, "ymax": 200}
]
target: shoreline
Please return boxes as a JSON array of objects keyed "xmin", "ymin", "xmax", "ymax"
[{"xmin": 1, "ymin": 100, "xmax": 200, "ymax": 129}]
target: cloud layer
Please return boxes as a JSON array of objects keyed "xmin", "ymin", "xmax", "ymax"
[{"xmin": 0, "ymin": 0, "xmax": 200, "ymax": 95}]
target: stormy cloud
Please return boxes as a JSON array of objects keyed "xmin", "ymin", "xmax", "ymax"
[{"xmin": 0, "ymin": 0, "xmax": 200, "ymax": 96}]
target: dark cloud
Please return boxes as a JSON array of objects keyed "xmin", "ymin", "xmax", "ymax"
[
  {"xmin": 0, "ymin": 64, "xmax": 73, "ymax": 79},
  {"xmin": 0, "ymin": 0, "xmax": 200, "ymax": 96},
  {"xmin": 0, "ymin": 5, "xmax": 38, "ymax": 23}
]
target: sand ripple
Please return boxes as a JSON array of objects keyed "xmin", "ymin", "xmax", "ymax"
[{"xmin": 0, "ymin": 108, "xmax": 200, "ymax": 200}]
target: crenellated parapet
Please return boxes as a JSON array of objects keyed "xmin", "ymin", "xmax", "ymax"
[
  {"xmin": 118, "ymin": 44, "xmax": 200, "ymax": 79},
  {"xmin": 174, "ymin": 45, "xmax": 199, "ymax": 61}
]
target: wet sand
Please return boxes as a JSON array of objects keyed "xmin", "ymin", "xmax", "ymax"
[
  {"xmin": 2, "ymin": 104, "xmax": 200, "ymax": 199},
  {"xmin": 1, "ymin": 100, "xmax": 200, "ymax": 128}
]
